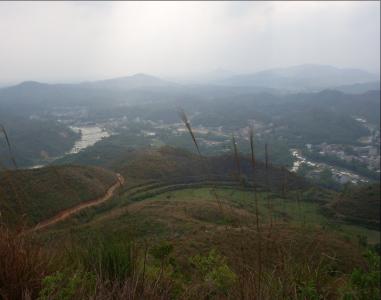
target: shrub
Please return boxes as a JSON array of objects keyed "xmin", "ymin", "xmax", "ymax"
[
  {"xmin": 37, "ymin": 271, "xmax": 95, "ymax": 300},
  {"xmin": 341, "ymin": 250, "xmax": 380, "ymax": 300},
  {"xmin": 296, "ymin": 280, "xmax": 321, "ymax": 300},
  {"xmin": 189, "ymin": 249, "xmax": 236, "ymax": 295},
  {"xmin": 150, "ymin": 241, "xmax": 174, "ymax": 262}
]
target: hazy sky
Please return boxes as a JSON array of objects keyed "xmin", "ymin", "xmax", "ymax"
[{"xmin": 0, "ymin": 1, "xmax": 379, "ymax": 83}]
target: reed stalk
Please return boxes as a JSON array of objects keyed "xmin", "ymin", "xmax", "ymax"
[
  {"xmin": 0, "ymin": 124, "xmax": 18, "ymax": 169},
  {"xmin": 249, "ymin": 126, "xmax": 262, "ymax": 299}
]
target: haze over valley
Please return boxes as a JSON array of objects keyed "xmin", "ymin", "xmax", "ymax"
[
  {"xmin": 1, "ymin": 65, "xmax": 379, "ymax": 186},
  {"xmin": 0, "ymin": 2, "xmax": 380, "ymax": 299}
]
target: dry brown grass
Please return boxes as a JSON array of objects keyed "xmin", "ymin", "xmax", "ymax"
[{"xmin": 0, "ymin": 225, "xmax": 54, "ymax": 299}]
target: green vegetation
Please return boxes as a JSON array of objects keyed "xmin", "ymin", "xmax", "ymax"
[
  {"xmin": 2, "ymin": 182, "xmax": 379, "ymax": 299},
  {"xmin": 275, "ymin": 107, "xmax": 369, "ymax": 145},
  {"xmin": 0, "ymin": 118, "xmax": 79, "ymax": 167},
  {"xmin": 108, "ymin": 146, "xmax": 308, "ymax": 194},
  {"xmin": 0, "ymin": 165, "xmax": 117, "ymax": 225},
  {"xmin": 190, "ymin": 249, "xmax": 237, "ymax": 296},
  {"xmin": 0, "ymin": 137, "xmax": 379, "ymax": 299},
  {"xmin": 341, "ymin": 250, "xmax": 380, "ymax": 300},
  {"xmin": 325, "ymin": 183, "xmax": 380, "ymax": 230},
  {"xmin": 1, "ymin": 174, "xmax": 380, "ymax": 299},
  {"xmin": 60, "ymin": 187, "xmax": 377, "ymax": 245}
]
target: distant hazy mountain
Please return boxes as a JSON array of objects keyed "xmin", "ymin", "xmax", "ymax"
[
  {"xmin": 218, "ymin": 64, "xmax": 380, "ymax": 91},
  {"xmin": 81, "ymin": 73, "xmax": 176, "ymax": 90},
  {"xmin": 1, "ymin": 68, "xmax": 378, "ymax": 117},
  {"xmin": 0, "ymin": 74, "xmax": 180, "ymax": 115},
  {"xmin": 331, "ymin": 81, "xmax": 380, "ymax": 94},
  {"xmin": 166, "ymin": 69, "xmax": 238, "ymax": 85},
  {"xmin": 0, "ymin": 81, "xmax": 103, "ymax": 113}
]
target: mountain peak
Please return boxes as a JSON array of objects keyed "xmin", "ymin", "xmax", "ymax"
[
  {"xmin": 18, "ymin": 81, "xmax": 45, "ymax": 87},
  {"xmin": 80, "ymin": 73, "xmax": 174, "ymax": 90},
  {"xmin": 130, "ymin": 73, "xmax": 157, "ymax": 79}
]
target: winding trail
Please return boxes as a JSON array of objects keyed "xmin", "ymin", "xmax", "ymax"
[{"xmin": 32, "ymin": 173, "xmax": 125, "ymax": 231}]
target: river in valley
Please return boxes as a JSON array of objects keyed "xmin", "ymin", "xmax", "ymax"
[
  {"xmin": 67, "ymin": 125, "xmax": 110, "ymax": 155},
  {"xmin": 27, "ymin": 125, "xmax": 111, "ymax": 169}
]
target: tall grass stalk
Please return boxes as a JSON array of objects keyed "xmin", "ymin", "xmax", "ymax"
[
  {"xmin": 231, "ymin": 133, "xmax": 262, "ymax": 299},
  {"xmin": 232, "ymin": 134, "xmax": 242, "ymax": 182},
  {"xmin": 264, "ymin": 143, "xmax": 273, "ymax": 230},
  {"xmin": 179, "ymin": 109, "xmax": 201, "ymax": 156},
  {"xmin": 0, "ymin": 124, "xmax": 18, "ymax": 169},
  {"xmin": 178, "ymin": 109, "xmax": 226, "ymax": 217},
  {"xmin": 0, "ymin": 138, "xmax": 32, "ymax": 229},
  {"xmin": 249, "ymin": 126, "xmax": 262, "ymax": 299}
]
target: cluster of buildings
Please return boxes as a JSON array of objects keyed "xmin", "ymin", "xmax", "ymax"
[
  {"xmin": 290, "ymin": 148, "xmax": 370, "ymax": 185},
  {"xmin": 290, "ymin": 117, "xmax": 380, "ymax": 185},
  {"xmin": 315, "ymin": 140, "xmax": 380, "ymax": 172}
]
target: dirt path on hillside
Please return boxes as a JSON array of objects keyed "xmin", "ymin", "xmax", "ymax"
[{"xmin": 32, "ymin": 173, "xmax": 125, "ymax": 231}]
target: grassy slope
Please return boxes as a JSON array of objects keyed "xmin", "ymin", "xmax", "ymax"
[
  {"xmin": 0, "ymin": 165, "xmax": 117, "ymax": 225},
  {"xmin": 5, "ymin": 185, "xmax": 373, "ymax": 300},
  {"xmin": 48, "ymin": 187, "xmax": 379, "ymax": 245},
  {"xmin": 23, "ymin": 147, "xmax": 378, "ymax": 245},
  {"xmin": 325, "ymin": 183, "xmax": 380, "ymax": 230},
  {"xmin": 113, "ymin": 146, "xmax": 309, "ymax": 191},
  {"xmin": 24, "ymin": 145, "xmax": 379, "ymax": 298},
  {"xmin": 4, "ymin": 146, "xmax": 375, "ymax": 298},
  {"xmin": 36, "ymin": 146, "xmax": 379, "ymax": 244},
  {"xmin": 34, "ymin": 187, "xmax": 372, "ymax": 299}
]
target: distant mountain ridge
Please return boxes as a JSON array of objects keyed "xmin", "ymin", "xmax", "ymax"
[
  {"xmin": 0, "ymin": 73, "xmax": 175, "ymax": 94},
  {"xmin": 0, "ymin": 74, "xmax": 177, "ymax": 114},
  {"xmin": 80, "ymin": 73, "xmax": 176, "ymax": 90},
  {"xmin": 331, "ymin": 81, "xmax": 380, "ymax": 94},
  {"xmin": 1, "ymin": 65, "xmax": 379, "ymax": 94},
  {"xmin": 218, "ymin": 64, "xmax": 380, "ymax": 91}
]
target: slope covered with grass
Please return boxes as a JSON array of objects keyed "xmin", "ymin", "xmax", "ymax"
[
  {"xmin": 0, "ymin": 165, "xmax": 118, "ymax": 226},
  {"xmin": 1, "ymin": 148, "xmax": 379, "ymax": 299},
  {"xmin": 113, "ymin": 146, "xmax": 309, "ymax": 191},
  {"xmin": 31, "ymin": 186, "xmax": 379, "ymax": 299},
  {"xmin": 326, "ymin": 183, "xmax": 380, "ymax": 229},
  {"xmin": 0, "ymin": 143, "xmax": 379, "ymax": 299}
]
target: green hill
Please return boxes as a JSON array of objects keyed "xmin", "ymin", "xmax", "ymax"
[
  {"xmin": 114, "ymin": 146, "xmax": 309, "ymax": 191},
  {"xmin": 325, "ymin": 183, "xmax": 380, "ymax": 230},
  {"xmin": 1, "ymin": 148, "xmax": 379, "ymax": 299},
  {"xmin": 0, "ymin": 165, "xmax": 118, "ymax": 226},
  {"xmin": 34, "ymin": 186, "xmax": 375, "ymax": 299},
  {"xmin": 0, "ymin": 117, "xmax": 80, "ymax": 168}
]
